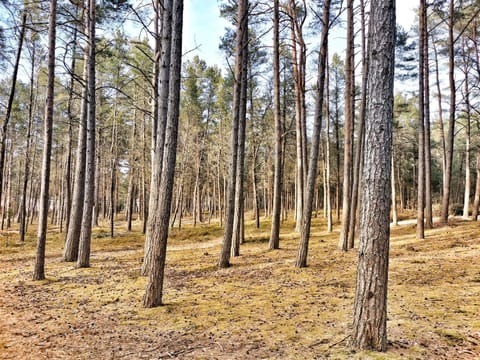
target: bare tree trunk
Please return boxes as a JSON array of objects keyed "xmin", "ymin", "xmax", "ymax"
[
  {"xmin": 219, "ymin": 0, "xmax": 247, "ymax": 268},
  {"xmin": 127, "ymin": 111, "xmax": 137, "ymax": 231},
  {"xmin": 432, "ymin": 37, "xmax": 446, "ymax": 189},
  {"xmin": 64, "ymin": 19, "xmax": 89, "ymax": 262},
  {"xmin": 288, "ymin": 0, "xmax": 306, "ymax": 233},
  {"xmin": 77, "ymin": 0, "xmax": 96, "ymax": 268},
  {"xmin": 472, "ymin": 155, "xmax": 480, "ymax": 221},
  {"xmin": 143, "ymin": 0, "xmax": 183, "ymax": 308},
  {"xmin": 440, "ymin": 0, "xmax": 455, "ymax": 224},
  {"xmin": 19, "ymin": 42, "xmax": 36, "ymax": 242},
  {"xmin": 339, "ymin": 0, "xmax": 354, "ymax": 251},
  {"xmin": 252, "ymin": 147, "xmax": 260, "ymax": 229},
  {"xmin": 231, "ymin": 7, "xmax": 248, "ymax": 257},
  {"xmin": 142, "ymin": 0, "xmax": 172, "ymax": 275},
  {"xmin": 351, "ymin": 0, "xmax": 395, "ymax": 350},
  {"xmin": 417, "ymin": 0, "xmax": 426, "ymax": 240},
  {"xmin": 0, "ymin": 12, "xmax": 26, "ymax": 219},
  {"xmin": 325, "ymin": 57, "xmax": 332, "ymax": 233},
  {"xmin": 269, "ymin": 0, "xmax": 282, "ymax": 249},
  {"xmin": 424, "ymin": 6, "xmax": 433, "ymax": 229},
  {"xmin": 347, "ymin": 0, "xmax": 369, "ymax": 247},
  {"xmin": 391, "ymin": 156, "xmax": 398, "ymax": 225},
  {"xmin": 295, "ymin": 0, "xmax": 330, "ymax": 268},
  {"xmin": 33, "ymin": 0, "xmax": 56, "ymax": 280},
  {"xmin": 462, "ymin": 40, "xmax": 471, "ymax": 219}
]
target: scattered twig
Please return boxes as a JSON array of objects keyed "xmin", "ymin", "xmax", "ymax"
[{"xmin": 328, "ymin": 335, "xmax": 350, "ymax": 348}]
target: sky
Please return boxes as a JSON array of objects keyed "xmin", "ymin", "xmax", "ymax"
[{"xmin": 183, "ymin": 0, "xmax": 418, "ymax": 69}]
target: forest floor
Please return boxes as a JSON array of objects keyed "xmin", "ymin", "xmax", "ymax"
[{"xmin": 1, "ymin": 215, "xmax": 480, "ymax": 359}]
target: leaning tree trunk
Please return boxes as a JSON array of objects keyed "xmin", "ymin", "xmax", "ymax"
[
  {"xmin": 295, "ymin": 0, "xmax": 330, "ymax": 268},
  {"xmin": 351, "ymin": 0, "xmax": 395, "ymax": 351},
  {"xmin": 33, "ymin": 0, "xmax": 56, "ymax": 281}
]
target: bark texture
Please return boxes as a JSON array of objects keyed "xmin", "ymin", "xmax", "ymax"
[
  {"xmin": 33, "ymin": 0, "xmax": 56, "ymax": 280},
  {"xmin": 77, "ymin": 0, "xmax": 96, "ymax": 268},
  {"xmin": 351, "ymin": 0, "xmax": 395, "ymax": 351},
  {"xmin": 143, "ymin": 0, "xmax": 183, "ymax": 308},
  {"xmin": 219, "ymin": 0, "xmax": 247, "ymax": 268},
  {"xmin": 295, "ymin": 0, "xmax": 330, "ymax": 268}
]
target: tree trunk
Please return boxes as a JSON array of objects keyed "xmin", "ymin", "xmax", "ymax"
[
  {"xmin": 472, "ymin": 155, "xmax": 480, "ymax": 221},
  {"xmin": 295, "ymin": 0, "xmax": 330, "ymax": 268},
  {"xmin": 231, "ymin": 5, "xmax": 248, "ymax": 257},
  {"xmin": 19, "ymin": 40, "xmax": 36, "ymax": 242},
  {"xmin": 143, "ymin": 0, "xmax": 183, "ymax": 308},
  {"xmin": 0, "ymin": 12, "xmax": 26, "ymax": 220},
  {"xmin": 339, "ymin": 0, "xmax": 355, "ymax": 251},
  {"xmin": 33, "ymin": 0, "xmax": 56, "ymax": 281},
  {"xmin": 325, "ymin": 57, "xmax": 332, "ymax": 233},
  {"xmin": 63, "ymin": 14, "xmax": 89, "ymax": 262},
  {"xmin": 462, "ymin": 39, "xmax": 471, "ymax": 219},
  {"xmin": 219, "ymin": 0, "xmax": 247, "ymax": 268},
  {"xmin": 269, "ymin": 0, "xmax": 282, "ymax": 250},
  {"xmin": 351, "ymin": 0, "xmax": 395, "ymax": 351},
  {"xmin": 417, "ymin": 0, "xmax": 426, "ymax": 240},
  {"xmin": 347, "ymin": 0, "xmax": 369, "ymax": 247},
  {"xmin": 142, "ymin": 0, "xmax": 173, "ymax": 275},
  {"xmin": 424, "ymin": 6, "xmax": 433, "ymax": 229},
  {"xmin": 77, "ymin": 0, "xmax": 96, "ymax": 268},
  {"xmin": 440, "ymin": 0, "xmax": 455, "ymax": 224}
]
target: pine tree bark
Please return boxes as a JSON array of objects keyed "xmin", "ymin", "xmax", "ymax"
[
  {"xmin": 77, "ymin": 0, "xmax": 96, "ymax": 268},
  {"xmin": 417, "ymin": 0, "xmax": 426, "ymax": 240},
  {"xmin": 432, "ymin": 37, "xmax": 446, "ymax": 189},
  {"xmin": 440, "ymin": 0, "xmax": 455, "ymax": 224},
  {"xmin": 347, "ymin": 0, "xmax": 369, "ymax": 247},
  {"xmin": 33, "ymin": 0, "xmax": 56, "ymax": 280},
  {"xmin": 0, "ymin": 12, "xmax": 26, "ymax": 220},
  {"xmin": 325, "ymin": 57, "xmax": 333, "ymax": 233},
  {"xmin": 269, "ymin": 0, "xmax": 282, "ymax": 249},
  {"xmin": 462, "ymin": 40, "xmax": 471, "ymax": 219},
  {"xmin": 472, "ymin": 155, "xmax": 480, "ymax": 221},
  {"xmin": 295, "ymin": 0, "xmax": 330, "ymax": 268},
  {"xmin": 424, "ymin": 5, "xmax": 433, "ymax": 229},
  {"xmin": 19, "ymin": 40, "xmax": 36, "ymax": 242},
  {"xmin": 219, "ymin": 0, "xmax": 247, "ymax": 268},
  {"xmin": 339, "ymin": 0, "xmax": 355, "ymax": 251},
  {"xmin": 142, "ymin": 0, "xmax": 172, "ymax": 275},
  {"xmin": 143, "ymin": 0, "xmax": 183, "ymax": 308},
  {"xmin": 351, "ymin": 0, "xmax": 395, "ymax": 350},
  {"xmin": 231, "ymin": 3, "xmax": 248, "ymax": 257},
  {"xmin": 63, "ymin": 18, "xmax": 89, "ymax": 262}
]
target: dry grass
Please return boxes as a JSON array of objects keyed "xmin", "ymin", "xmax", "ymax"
[{"xmin": 0, "ymin": 216, "xmax": 479, "ymax": 359}]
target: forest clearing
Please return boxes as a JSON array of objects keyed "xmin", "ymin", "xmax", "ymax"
[{"xmin": 1, "ymin": 215, "xmax": 479, "ymax": 359}]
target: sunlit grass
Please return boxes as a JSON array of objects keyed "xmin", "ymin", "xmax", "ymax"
[{"xmin": 0, "ymin": 212, "xmax": 479, "ymax": 359}]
